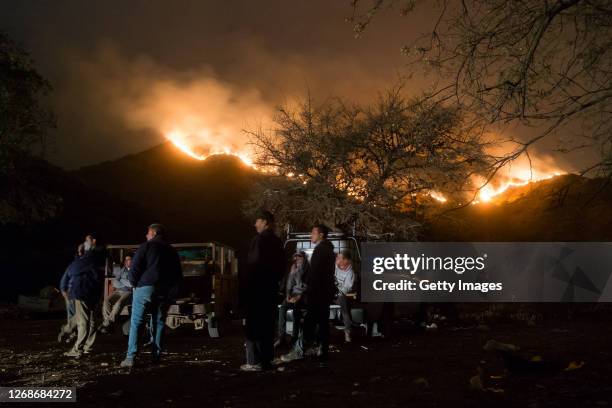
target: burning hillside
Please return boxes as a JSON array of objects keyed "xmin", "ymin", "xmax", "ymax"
[
  {"xmin": 425, "ymin": 174, "xmax": 612, "ymax": 242},
  {"xmin": 166, "ymin": 130, "xmax": 255, "ymax": 167},
  {"xmin": 165, "ymin": 130, "xmax": 569, "ymax": 207}
]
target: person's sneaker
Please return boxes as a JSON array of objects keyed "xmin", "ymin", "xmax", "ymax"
[
  {"xmin": 344, "ymin": 331, "xmax": 352, "ymax": 343},
  {"xmin": 280, "ymin": 350, "xmax": 304, "ymax": 362},
  {"xmin": 240, "ymin": 363, "xmax": 262, "ymax": 372},
  {"xmin": 63, "ymin": 349, "xmax": 82, "ymax": 358},
  {"xmin": 271, "ymin": 358, "xmax": 284, "ymax": 366},
  {"xmin": 120, "ymin": 358, "xmax": 134, "ymax": 368},
  {"xmin": 274, "ymin": 336, "xmax": 287, "ymax": 348}
]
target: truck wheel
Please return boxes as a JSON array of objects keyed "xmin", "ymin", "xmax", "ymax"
[
  {"xmin": 207, "ymin": 315, "xmax": 221, "ymax": 338},
  {"xmin": 122, "ymin": 319, "xmax": 131, "ymax": 336}
]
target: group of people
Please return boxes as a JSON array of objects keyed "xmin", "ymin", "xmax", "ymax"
[
  {"xmin": 241, "ymin": 210, "xmax": 355, "ymax": 372},
  {"xmin": 58, "ymin": 224, "xmax": 183, "ymax": 367},
  {"xmin": 57, "ymin": 212, "xmax": 355, "ymax": 372}
]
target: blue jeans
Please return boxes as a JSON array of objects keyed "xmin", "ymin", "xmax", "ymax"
[
  {"xmin": 66, "ymin": 299, "xmax": 75, "ymax": 319},
  {"xmin": 126, "ymin": 286, "xmax": 166, "ymax": 360}
]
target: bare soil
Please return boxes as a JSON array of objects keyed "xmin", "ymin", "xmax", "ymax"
[{"xmin": 1, "ymin": 312, "xmax": 611, "ymax": 408}]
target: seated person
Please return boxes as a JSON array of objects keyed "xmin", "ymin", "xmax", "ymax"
[
  {"xmin": 276, "ymin": 251, "xmax": 309, "ymax": 347},
  {"xmin": 334, "ymin": 249, "xmax": 355, "ymax": 343},
  {"xmin": 100, "ymin": 255, "xmax": 133, "ymax": 332}
]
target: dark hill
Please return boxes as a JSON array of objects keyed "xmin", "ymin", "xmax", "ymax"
[
  {"xmin": 73, "ymin": 142, "xmax": 260, "ymax": 250},
  {"xmin": 425, "ymin": 174, "xmax": 612, "ymax": 241},
  {"xmin": 5, "ymin": 143, "xmax": 612, "ymax": 300},
  {"xmin": 0, "ymin": 157, "xmax": 155, "ymax": 300}
]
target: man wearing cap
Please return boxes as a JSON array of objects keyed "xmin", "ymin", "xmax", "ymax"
[{"xmin": 241, "ymin": 210, "xmax": 285, "ymax": 372}]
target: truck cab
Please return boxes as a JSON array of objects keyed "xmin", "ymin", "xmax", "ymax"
[
  {"xmin": 104, "ymin": 242, "xmax": 238, "ymax": 337},
  {"xmin": 282, "ymin": 231, "xmax": 370, "ymax": 334}
]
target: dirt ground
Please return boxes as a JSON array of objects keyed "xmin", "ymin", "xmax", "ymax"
[{"xmin": 1, "ymin": 310, "xmax": 611, "ymax": 408}]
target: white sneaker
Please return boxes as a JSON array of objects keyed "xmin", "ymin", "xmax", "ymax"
[
  {"xmin": 344, "ymin": 331, "xmax": 352, "ymax": 343},
  {"xmin": 280, "ymin": 350, "xmax": 304, "ymax": 362},
  {"xmin": 63, "ymin": 349, "xmax": 82, "ymax": 358},
  {"xmin": 240, "ymin": 363, "xmax": 262, "ymax": 372}
]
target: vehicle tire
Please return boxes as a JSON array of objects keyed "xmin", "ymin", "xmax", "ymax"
[
  {"xmin": 122, "ymin": 319, "xmax": 131, "ymax": 336},
  {"xmin": 207, "ymin": 315, "xmax": 221, "ymax": 338}
]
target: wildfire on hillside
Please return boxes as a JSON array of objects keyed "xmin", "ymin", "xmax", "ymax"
[
  {"xmin": 167, "ymin": 130, "xmax": 255, "ymax": 168},
  {"xmin": 167, "ymin": 131, "xmax": 566, "ymax": 205},
  {"xmin": 429, "ymin": 166, "xmax": 565, "ymax": 205}
]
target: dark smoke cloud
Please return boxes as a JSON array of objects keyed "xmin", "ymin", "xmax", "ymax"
[
  {"xmin": 0, "ymin": 0, "xmax": 595, "ymax": 171},
  {"xmin": 1, "ymin": 0, "xmax": 425, "ymax": 168}
]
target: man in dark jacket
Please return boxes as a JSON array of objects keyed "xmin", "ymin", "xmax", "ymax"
[
  {"xmin": 241, "ymin": 210, "xmax": 284, "ymax": 372},
  {"xmin": 60, "ymin": 235, "xmax": 105, "ymax": 358},
  {"xmin": 282, "ymin": 224, "xmax": 337, "ymax": 362},
  {"xmin": 57, "ymin": 243, "xmax": 84, "ymax": 344},
  {"xmin": 120, "ymin": 224, "xmax": 182, "ymax": 368}
]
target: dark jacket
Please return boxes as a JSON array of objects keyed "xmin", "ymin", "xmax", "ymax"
[
  {"xmin": 60, "ymin": 251, "xmax": 104, "ymax": 304},
  {"xmin": 305, "ymin": 239, "xmax": 337, "ymax": 305},
  {"xmin": 129, "ymin": 236, "xmax": 183, "ymax": 291},
  {"xmin": 242, "ymin": 228, "xmax": 285, "ymax": 309}
]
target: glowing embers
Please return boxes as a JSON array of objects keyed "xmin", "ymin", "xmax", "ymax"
[{"xmin": 166, "ymin": 130, "xmax": 255, "ymax": 168}]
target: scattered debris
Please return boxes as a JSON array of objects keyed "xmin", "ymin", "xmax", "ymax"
[
  {"xmin": 425, "ymin": 323, "xmax": 438, "ymax": 331},
  {"xmin": 107, "ymin": 390, "xmax": 124, "ymax": 398},
  {"xmin": 483, "ymin": 339, "xmax": 520, "ymax": 353},
  {"xmin": 469, "ymin": 374, "xmax": 484, "ymax": 391},
  {"xmin": 564, "ymin": 361, "xmax": 585, "ymax": 371},
  {"xmin": 484, "ymin": 339, "xmax": 566, "ymax": 374},
  {"xmin": 413, "ymin": 377, "xmax": 429, "ymax": 388}
]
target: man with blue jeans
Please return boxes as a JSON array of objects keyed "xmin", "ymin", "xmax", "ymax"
[{"xmin": 120, "ymin": 224, "xmax": 182, "ymax": 368}]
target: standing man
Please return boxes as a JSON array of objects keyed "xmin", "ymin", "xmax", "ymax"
[
  {"xmin": 60, "ymin": 235, "xmax": 105, "ymax": 358},
  {"xmin": 241, "ymin": 210, "xmax": 284, "ymax": 372},
  {"xmin": 120, "ymin": 224, "xmax": 182, "ymax": 368},
  {"xmin": 57, "ymin": 243, "xmax": 85, "ymax": 343},
  {"xmin": 282, "ymin": 224, "xmax": 337, "ymax": 362},
  {"xmin": 100, "ymin": 255, "xmax": 133, "ymax": 332}
]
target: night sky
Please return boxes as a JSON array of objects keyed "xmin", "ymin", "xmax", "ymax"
[{"xmin": 0, "ymin": 1, "xmax": 595, "ymax": 171}]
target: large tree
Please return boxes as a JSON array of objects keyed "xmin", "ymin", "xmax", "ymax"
[
  {"xmin": 246, "ymin": 90, "xmax": 490, "ymax": 239},
  {"xmin": 0, "ymin": 31, "xmax": 58, "ymax": 224},
  {"xmin": 350, "ymin": 0, "xmax": 612, "ymax": 179}
]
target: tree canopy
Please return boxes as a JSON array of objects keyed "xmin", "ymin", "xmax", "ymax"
[
  {"xmin": 0, "ymin": 31, "xmax": 59, "ymax": 224},
  {"xmin": 350, "ymin": 0, "xmax": 612, "ymax": 178},
  {"xmin": 246, "ymin": 90, "xmax": 490, "ymax": 239}
]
